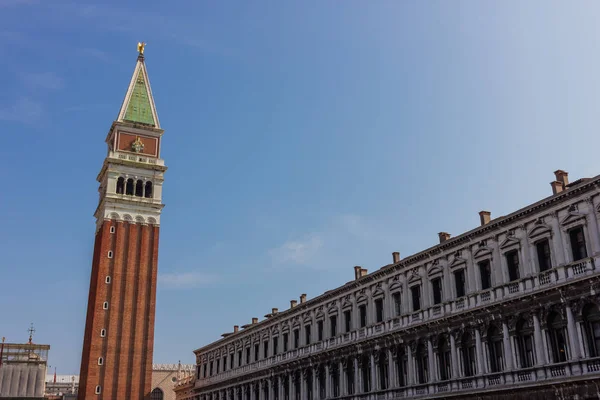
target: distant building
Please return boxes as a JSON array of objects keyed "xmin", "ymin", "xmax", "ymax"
[
  {"xmin": 0, "ymin": 340, "xmax": 49, "ymax": 399},
  {"xmin": 44, "ymin": 375, "xmax": 78, "ymax": 399},
  {"xmin": 179, "ymin": 170, "xmax": 600, "ymax": 399},
  {"xmin": 42, "ymin": 364, "xmax": 194, "ymax": 400}
]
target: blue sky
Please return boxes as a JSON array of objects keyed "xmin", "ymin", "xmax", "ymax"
[{"xmin": 2, "ymin": 1, "xmax": 600, "ymax": 374}]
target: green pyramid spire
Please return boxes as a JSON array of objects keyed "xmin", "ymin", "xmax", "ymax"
[
  {"xmin": 117, "ymin": 52, "xmax": 160, "ymax": 128},
  {"xmin": 123, "ymin": 69, "xmax": 155, "ymax": 126}
]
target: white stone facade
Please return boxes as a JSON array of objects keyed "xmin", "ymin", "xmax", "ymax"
[{"xmin": 183, "ymin": 172, "xmax": 600, "ymax": 400}]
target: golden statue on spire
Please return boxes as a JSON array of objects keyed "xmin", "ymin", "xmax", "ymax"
[{"xmin": 137, "ymin": 42, "xmax": 146, "ymax": 55}]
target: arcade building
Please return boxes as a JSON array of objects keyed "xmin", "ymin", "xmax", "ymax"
[{"xmin": 177, "ymin": 170, "xmax": 600, "ymax": 400}]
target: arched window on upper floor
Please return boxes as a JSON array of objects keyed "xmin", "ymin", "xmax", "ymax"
[
  {"xmin": 515, "ymin": 318, "xmax": 534, "ymax": 368},
  {"xmin": 547, "ymin": 311, "xmax": 568, "ymax": 363},
  {"xmin": 151, "ymin": 388, "xmax": 164, "ymax": 400},
  {"xmin": 460, "ymin": 332, "xmax": 476, "ymax": 377},
  {"xmin": 145, "ymin": 181, "xmax": 153, "ymax": 198},
  {"xmin": 438, "ymin": 336, "xmax": 451, "ymax": 381},
  {"xmin": 487, "ymin": 325, "xmax": 504, "ymax": 373},
  {"xmin": 135, "ymin": 180, "xmax": 144, "ymax": 197},
  {"xmin": 116, "ymin": 177, "xmax": 125, "ymax": 194},
  {"xmin": 126, "ymin": 178, "xmax": 134, "ymax": 195},
  {"xmin": 583, "ymin": 303, "xmax": 600, "ymax": 357}
]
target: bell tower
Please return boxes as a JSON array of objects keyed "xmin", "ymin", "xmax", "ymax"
[{"xmin": 78, "ymin": 43, "xmax": 167, "ymax": 400}]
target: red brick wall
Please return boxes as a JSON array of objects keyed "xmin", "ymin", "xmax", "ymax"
[{"xmin": 79, "ymin": 220, "xmax": 160, "ymax": 400}]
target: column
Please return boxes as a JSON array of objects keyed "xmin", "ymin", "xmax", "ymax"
[
  {"xmin": 427, "ymin": 339, "xmax": 435, "ymax": 382},
  {"xmin": 300, "ymin": 372, "xmax": 305, "ymax": 400},
  {"xmin": 387, "ymin": 347, "xmax": 396, "ymax": 388},
  {"xmin": 532, "ymin": 314, "xmax": 547, "ymax": 365},
  {"xmin": 502, "ymin": 322, "xmax": 514, "ymax": 370},
  {"xmin": 353, "ymin": 357, "xmax": 361, "ymax": 394},
  {"xmin": 450, "ymin": 334, "xmax": 459, "ymax": 379},
  {"xmin": 491, "ymin": 238, "xmax": 505, "ymax": 287},
  {"xmin": 475, "ymin": 329, "xmax": 485, "ymax": 375},
  {"xmin": 324, "ymin": 364, "xmax": 330, "ymax": 398},
  {"xmin": 520, "ymin": 229, "xmax": 533, "ymax": 277},
  {"xmin": 289, "ymin": 374, "xmax": 295, "ymax": 400},
  {"xmin": 312, "ymin": 368, "xmax": 319, "ymax": 400},
  {"xmin": 279, "ymin": 376, "xmax": 285, "ymax": 400},
  {"xmin": 339, "ymin": 360, "xmax": 345, "ymax": 396},
  {"xmin": 464, "ymin": 249, "xmax": 476, "ymax": 298},
  {"xmin": 566, "ymin": 304, "xmax": 582, "ymax": 359},
  {"xmin": 550, "ymin": 214, "xmax": 566, "ymax": 265},
  {"xmin": 370, "ymin": 353, "xmax": 377, "ymax": 391},
  {"xmin": 406, "ymin": 346, "xmax": 414, "ymax": 385},
  {"xmin": 586, "ymin": 200, "xmax": 600, "ymax": 255}
]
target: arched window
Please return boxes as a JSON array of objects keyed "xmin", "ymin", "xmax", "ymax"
[
  {"xmin": 294, "ymin": 371, "xmax": 301, "ymax": 400},
  {"xmin": 515, "ymin": 319, "xmax": 534, "ymax": 368},
  {"xmin": 145, "ymin": 181, "xmax": 153, "ymax": 198},
  {"xmin": 116, "ymin": 177, "xmax": 125, "ymax": 194},
  {"xmin": 346, "ymin": 358, "xmax": 355, "ymax": 394},
  {"xmin": 461, "ymin": 332, "xmax": 476, "ymax": 377},
  {"xmin": 395, "ymin": 346, "xmax": 407, "ymax": 387},
  {"xmin": 583, "ymin": 304, "xmax": 600, "ymax": 357},
  {"xmin": 317, "ymin": 366, "xmax": 325, "ymax": 400},
  {"xmin": 415, "ymin": 343, "xmax": 428, "ymax": 384},
  {"xmin": 151, "ymin": 388, "xmax": 164, "ymax": 400},
  {"xmin": 547, "ymin": 312, "xmax": 568, "ymax": 363},
  {"xmin": 126, "ymin": 178, "xmax": 134, "ymax": 195},
  {"xmin": 378, "ymin": 349, "xmax": 389, "ymax": 389},
  {"xmin": 487, "ymin": 325, "xmax": 504, "ymax": 372},
  {"xmin": 360, "ymin": 354, "xmax": 371, "ymax": 392},
  {"xmin": 135, "ymin": 180, "xmax": 144, "ymax": 197},
  {"xmin": 438, "ymin": 336, "xmax": 451, "ymax": 380}
]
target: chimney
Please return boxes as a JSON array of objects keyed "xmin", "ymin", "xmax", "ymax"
[
  {"xmin": 360, "ymin": 268, "xmax": 368, "ymax": 277},
  {"xmin": 479, "ymin": 211, "xmax": 491, "ymax": 226},
  {"xmin": 554, "ymin": 170, "xmax": 569, "ymax": 187},
  {"xmin": 392, "ymin": 252, "xmax": 400, "ymax": 263},
  {"xmin": 550, "ymin": 181, "xmax": 563, "ymax": 195},
  {"xmin": 300, "ymin": 294, "xmax": 307, "ymax": 304},
  {"xmin": 290, "ymin": 300, "xmax": 297, "ymax": 308},
  {"xmin": 272, "ymin": 308, "xmax": 278, "ymax": 315},
  {"xmin": 233, "ymin": 325, "xmax": 239, "ymax": 333},
  {"xmin": 438, "ymin": 232, "xmax": 451, "ymax": 243},
  {"xmin": 252, "ymin": 317, "xmax": 258, "ymax": 324},
  {"xmin": 354, "ymin": 266, "xmax": 362, "ymax": 280}
]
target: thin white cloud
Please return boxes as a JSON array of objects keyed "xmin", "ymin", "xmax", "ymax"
[
  {"xmin": 0, "ymin": 97, "xmax": 43, "ymax": 123},
  {"xmin": 21, "ymin": 72, "xmax": 64, "ymax": 90},
  {"xmin": 158, "ymin": 271, "xmax": 219, "ymax": 290},
  {"xmin": 268, "ymin": 233, "xmax": 324, "ymax": 265},
  {"xmin": 0, "ymin": 0, "xmax": 36, "ymax": 7},
  {"xmin": 79, "ymin": 48, "xmax": 111, "ymax": 63}
]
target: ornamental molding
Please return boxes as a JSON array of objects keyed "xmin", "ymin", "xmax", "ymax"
[
  {"xmin": 473, "ymin": 246, "xmax": 493, "ymax": 259},
  {"xmin": 528, "ymin": 220, "xmax": 553, "ymax": 240},
  {"xmin": 560, "ymin": 211, "xmax": 587, "ymax": 227},
  {"xmin": 427, "ymin": 265, "xmax": 443, "ymax": 277},
  {"xmin": 449, "ymin": 255, "xmax": 467, "ymax": 269},
  {"xmin": 499, "ymin": 234, "xmax": 521, "ymax": 249}
]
